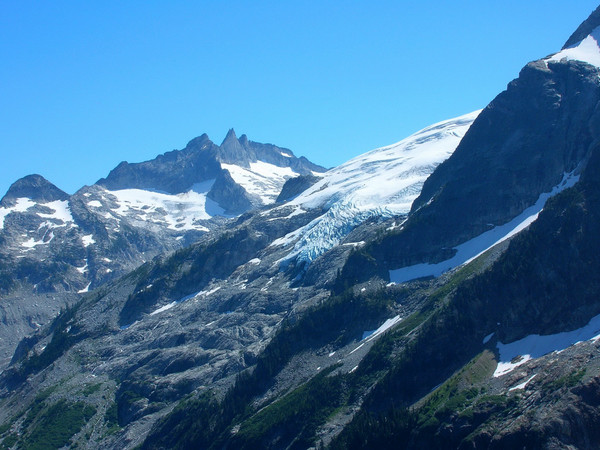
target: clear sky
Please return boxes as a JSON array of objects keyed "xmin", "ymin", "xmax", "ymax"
[{"xmin": 1, "ymin": 1, "xmax": 598, "ymax": 196}]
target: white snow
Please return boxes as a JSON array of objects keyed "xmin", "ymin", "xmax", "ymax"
[
  {"xmin": 199, "ymin": 286, "xmax": 221, "ymax": 297},
  {"xmin": 349, "ymin": 343, "xmax": 365, "ymax": 355},
  {"xmin": 248, "ymin": 258, "xmax": 261, "ymax": 265},
  {"xmin": 13, "ymin": 198, "xmax": 36, "ymax": 212},
  {"xmin": 150, "ymin": 301, "xmax": 177, "ymax": 316},
  {"xmin": 107, "ymin": 182, "xmax": 224, "ymax": 232},
  {"xmin": 493, "ymin": 313, "xmax": 600, "ymax": 377},
  {"xmin": 78, "ymin": 282, "xmax": 92, "ymax": 294},
  {"xmin": 81, "ymin": 234, "xmax": 95, "ymax": 247},
  {"xmin": 509, "ymin": 374, "xmax": 537, "ymax": 392},
  {"xmin": 37, "ymin": 200, "xmax": 75, "ymax": 225},
  {"xmin": 273, "ymin": 111, "xmax": 480, "ymax": 266},
  {"xmin": 76, "ymin": 263, "xmax": 88, "ymax": 274},
  {"xmin": 87, "ymin": 200, "xmax": 102, "ymax": 208},
  {"xmin": 0, "ymin": 198, "xmax": 36, "ymax": 229},
  {"xmin": 221, "ymin": 161, "xmax": 299, "ymax": 204},
  {"xmin": 389, "ymin": 170, "xmax": 580, "ymax": 284},
  {"xmin": 280, "ymin": 151, "xmax": 293, "ymax": 158},
  {"xmin": 150, "ymin": 286, "xmax": 222, "ymax": 316},
  {"xmin": 362, "ymin": 315, "xmax": 402, "ymax": 342},
  {"xmin": 21, "ymin": 237, "xmax": 44, "ymax": 249},
  {"xmin": 548, "ymin": 26, "xmax": 600, "ymax": 68}
]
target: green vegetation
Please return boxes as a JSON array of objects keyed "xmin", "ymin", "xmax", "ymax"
[
  {"xmin": 230, "ymin": 366, "xmax": 345, "ymax": 449},
  {"xmin": 0, "ymin": 390, "xmax": 96, "ymax": 450},
  {"xmin": 23, "ymin": 400, "xmax": 96, "ymax": 450},
  {"xmin": 543, "ymin": 368, "xmax": 586, "ymax": 392},
  {"xmin": 104, "ymin": 402, "xmax": 120, "ymax": 435},
  {"xmin": 143, "ymin": 286, "xmax": 402, "ymax": 449},
  {"xmin": 82, "ymin": 383, "xmax": 102, "ymax": 396}
]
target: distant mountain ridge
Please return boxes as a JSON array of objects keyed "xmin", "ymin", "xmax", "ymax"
[
  {"xmin": 96, "ymin": 128, "xmax": 326, "ymax": 212},
  {"xmin": 0, "ymin": 130, "xmax": 326, "ymax": 368}
]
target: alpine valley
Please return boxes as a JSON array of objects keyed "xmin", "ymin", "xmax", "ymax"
[{"xmin": 2, "ymin": 6, "xmax": 600, "ymax": 450}]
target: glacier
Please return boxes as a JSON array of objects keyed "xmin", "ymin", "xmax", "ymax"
[{"xmin": 272, "ymin": 110, "xmax": 481, "ymax": 266}]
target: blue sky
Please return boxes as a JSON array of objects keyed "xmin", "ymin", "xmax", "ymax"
[{"xmin": 1, "ymin": 1, "xmax": 598, "ymax": 195}]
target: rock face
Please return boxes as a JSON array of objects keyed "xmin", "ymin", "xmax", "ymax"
[
  {"xmin": 96, "ymin": 134, "xmax": 221, "ymax": 194},
  {"xmin": 96, "ymin": 129, "xmax": 326, "ymax": 212},
  {"xmin": 0, "ymin": 131, "xmax": 326, "ymax": 370},
  {"xmin": 0, "ymin": 174, "xmax": 69, "ymax": 206},
  {"xmin": 340, "ymin": 55, "xmax": 600, "ymax": 283},
  {"xmin": 276, "ymin": 174, "xmax": 321, "ymax": 203}
]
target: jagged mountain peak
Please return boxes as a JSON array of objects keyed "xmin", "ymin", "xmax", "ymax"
[
  {"xmin": 183, "ymin": 133, "xmax": 212, "ymax": 151},
  {"xmin": 221, "ymin": 128, "xmax": 238, "ymax": 144},
  {"xmin": 0, "ymin": 174, "xmax": 69, "ymax": 207},
  {"xmin": 563, "ymin": 5, "xmax": 600, "ymax": 49},
  {"xmin": 217, "ymin": 127, "xmax": 251, "ymax": 166}
]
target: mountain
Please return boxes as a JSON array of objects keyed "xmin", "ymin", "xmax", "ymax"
[
  {"xmin": 97, "ymin": 129, "xmax": 326, "ymax": 212},
  {"xmin": 0, "ymin": 131, "xmax": 325, "ymax": 369},
  {"xmin": 3, "ymin": 5, "xmax": 600, "ymax": 450},
  {"xmin": 0, "ymin": 113, "xmax": 479, "ymax": 447}
]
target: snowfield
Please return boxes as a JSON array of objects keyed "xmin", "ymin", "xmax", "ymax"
[
  {"xmin": 221, "ymin": 161, "xmax": 301, "ymax": 205},
  {"xmin": 494, "ymin": 313, "xmax": 600, "ymax": 377},
  {"xmin": 389, "ymin": 170, "xmax": 580, "ymax": 284},
  {"xmin": 273, "ymin": 110, "xmax": 481, "ymax": 266},
  {"xmin": 106, "ymin": 180, "xmax": 225, "ymax": 232},
  {"xmin": 548, "ymin": 26, "xmax": 600, "ymax": 68}
]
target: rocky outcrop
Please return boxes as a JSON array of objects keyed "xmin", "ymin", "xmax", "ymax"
[
  {"xmin": 0, "ymin": 174, "xmax": 69, "ymax": 206},
  {"xmin": 96, "ymin": 134, "xmax": 222, "ymax": 194},
  {"xmin": 276, "ymin": 174, "xmax": 321, "ymax": 203},
  {"xmin": 207, "ymin": 170, "xmax": 253, "ymax": 214},
  {"xmin": 340, "ymin": 55, "xmax": 600, "ymax": 285}
]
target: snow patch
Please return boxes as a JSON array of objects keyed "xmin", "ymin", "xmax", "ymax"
[
  {"xmin": 21, "ymin": 237, "xmax": 45, "ymax": 249},
  {"xmin": 509, "ymin": 374, "xmax": 537, "ymax": 392},
  {"xmin": 81, "ymin": 234, "xmax": 95, "ymax": 247},
  {"xmin": 221, "ymin": 161, "xmax": 299, "ymax": 205},
  {"xmin": 87, "ymin": 200, "xmax": 102, "ymax": 208},
  {"xmin": 150, "ymin": 301, "xmax": 177, "ymax": 316},
  {"xmin": 548, "ymin": 26, "xmax": 600, "ymax": 68},
  {"xmin": 37, "ymin": 200, "xmax": 74, "ymax": 225},
  {"xmin": 0, "ymin": 198, "xmax": 36, "ymax": 229},
  {"xmin": 362, "ymin": 316, "xmax": 402, "ymax": 343},
  {"xmin": 108, "ymin": 183, "xmax": 223, "ymax": 232},
  {"xmin": 78, "ymin": 282, "xmax": 92, "ymax": 294},
  {"xmin": 494, "ymin": 313, "xmax": 600, "ymax": 377},
  {"xmin": 389, "ymin": 171, "xmax": 580, "ymax": 284}
]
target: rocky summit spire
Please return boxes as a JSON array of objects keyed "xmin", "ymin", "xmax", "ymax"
[
  {"xmin": 217, "ymin": 128, "xmax": 253, "ymax": 167},
  {"xmin": 0, "ymin": 174, "xmax": 69, "ymax": 206}
]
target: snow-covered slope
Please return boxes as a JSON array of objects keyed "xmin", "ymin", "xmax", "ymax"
[
  {"xmin": 220, "ymin": 161, "xmax": 301, "ymax": 205},
  {"xmin": 388, "ymin": 170, "xmax": 580, "ymax": 284},
  {"xmin": 548, "ymin": 26, "xmax": 600, "ymax": 67},
  {"xmin": 268, "ymin": 110, "xmax": 481, "ymax": 265},
  {"xmin": 93, "ymin": 181, "xmax": 227, "ymax": 233}
]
